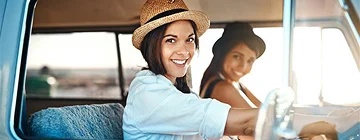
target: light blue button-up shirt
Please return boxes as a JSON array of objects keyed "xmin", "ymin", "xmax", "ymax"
[{"xmin": 123, "ymin": 70, "xmax": 231, "ymax": 140}]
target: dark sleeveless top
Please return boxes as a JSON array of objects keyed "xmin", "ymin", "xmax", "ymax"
[
  {"xmin": 203, "ymin": 78, "xmax": 223, "ymax": 98},
  {"xmin": 203, "ymin": 78, "xmax": 245, "ymax": 99}
]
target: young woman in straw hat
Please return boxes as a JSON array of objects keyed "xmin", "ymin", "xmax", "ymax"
[
  {"xmin": 200, "ymin": 22, "xmax": 265, "ymax": 109},
  {"xmin": 123, "ymin": 0, "xmax": 259, "ymax": 139}
]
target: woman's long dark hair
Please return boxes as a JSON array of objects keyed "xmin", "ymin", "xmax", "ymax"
[
  {"xmin": 140, "ymin": 20, "xmax": 199, "ymax": 93},
  {"xmin": 200, "ymin": 38, "xmax": 230, "ymax": 94}
]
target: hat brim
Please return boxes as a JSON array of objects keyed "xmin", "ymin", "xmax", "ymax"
[
  {"xmin": 132, "ymin": 10, "xmax": 210, "ymax": 49},
  {"xmin": 244, "ymin": 34, "xmax": 266, "ymax": 58},
  {"xmin": 212, "ymin": 34, "xmax": 266, "ymax": 58}
]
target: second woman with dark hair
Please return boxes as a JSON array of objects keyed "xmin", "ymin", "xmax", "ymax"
[{"xmin": 200, "ymin": 22, "xmax": 266, "ymax": 108}]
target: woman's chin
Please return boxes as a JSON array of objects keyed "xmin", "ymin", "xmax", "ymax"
[
  {"xmin": 169, "ymin": 71, "xmax": 187, "ymax": 78},
  {"xmin": 229, "ymin": 76, "xmax": 241, "ymax": 82},
  {"xmin": 177, "ymin": 73, "xmax": 187, "ymax": 77}
]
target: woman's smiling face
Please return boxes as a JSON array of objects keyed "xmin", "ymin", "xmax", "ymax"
[
  {"xmin": 222, "ymin": 43, "xmax": 256, "ymax": 82},
  {"xmin": 161, "ymin": 20, "xmax": 196, "ymax": 83}
]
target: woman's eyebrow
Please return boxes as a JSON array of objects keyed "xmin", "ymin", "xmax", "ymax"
[
  {"xmin": 188, "ymin": 33, "xmax": 195, "ymax": 37},
  {"xmin": 232, "ymin": 51, "xmax": 244, "ymax": 56},
  {"xmin": 164, "ymin": 34, "xmax": 177, "ymax": 38},
  {"xmin": 163, "ymin": 33, "xmax": 194, "ymax": 38}
]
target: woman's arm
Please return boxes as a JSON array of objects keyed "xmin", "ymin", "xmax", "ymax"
[
  {"xmin": 240, "ymin": 83, "xmax": 262, "ymax": 107},
  {"xmin": 224, "ymin": 108, "xmax": 259, "ymax": 136}
]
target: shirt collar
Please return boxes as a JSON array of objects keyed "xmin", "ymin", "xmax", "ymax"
[{"xmin": 137, "ymin": 70, "xmax": 173, "ymax": 86}]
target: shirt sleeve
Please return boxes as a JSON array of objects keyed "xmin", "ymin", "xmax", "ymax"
[{"xmin": 128, "ymin": 82, "xmax": 231, "ymax": 139}]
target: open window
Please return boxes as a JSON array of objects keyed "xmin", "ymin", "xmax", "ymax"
[
  {"xmin": 26, "ymin": 32, "xmax": 121, "ymax": 99},
  {"xmin": 289, "ymin": 0, "xmax": 360, "ymax": 105}
]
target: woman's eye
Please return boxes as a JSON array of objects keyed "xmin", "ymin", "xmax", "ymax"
[
  {"xmin": 248, "ymin": 59, "xmax": 255, "ymax": 64},
  {"xmin": 187, "ymin": 37, "xmax": 195, "ymax": 42},
  {"xmin": 165, "ymin": 38, "xmax": 176, "ymax": 43},
  {"xmin": 233, "ymin": 55, "xmax": 240, "ymax": 59}
]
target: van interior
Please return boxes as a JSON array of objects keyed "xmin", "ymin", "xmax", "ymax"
[{"xmin": 12, "ymin": 0, "xmax": 359, "ymax": 139}]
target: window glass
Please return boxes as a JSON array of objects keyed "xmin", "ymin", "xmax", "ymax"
[
  {"xmin": 118, "ymin": 34, "xmax": 147, "ymax": 91},
  {"xmin": 26, "ymin": 32, "xmax": 121, "ymax": 99},
  {"xmin": 321, "ymin": 28, "xmax": 360, "ymax": 105},
  {"xmin": 191, "ymin": 29, "xmax": 223, "ymax": 94},
  {"xmin": 292, "ymin": 28, "xmax": 360, "ymax": 105},
  {"xmin": 292, "ymin": 27, "xmax": 323, "ymax": 104},
  {"xmin": 293, "ymin": 0, "xmax": 360, "ymax": 105}
]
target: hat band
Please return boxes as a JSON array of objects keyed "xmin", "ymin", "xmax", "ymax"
[{"xmin": 145, "ymin": 9, "xmax": 187, "ymax": 24}]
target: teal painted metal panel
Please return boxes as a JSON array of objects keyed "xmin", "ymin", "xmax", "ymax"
[
  {"xmin": 0, "ymin": 0, "xmax": 30, "ymax": 139},
  {"xmin": 0, "ymin": 0, "xmax": 6, "ymax": 36}
]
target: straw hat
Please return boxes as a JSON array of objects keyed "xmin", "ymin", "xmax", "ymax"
[{"xmin": 132, "ymin": 0, "xmax": 210, "ymax": 49}]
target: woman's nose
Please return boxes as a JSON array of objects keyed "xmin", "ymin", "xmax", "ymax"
[
  {"xmin": 238, "ymin": 62, "xmax": 249, "ymax": 72},
  {"xmin": 176, "ymin": 50, "xmax": 189, "ymax": 56},
  {"xmin": 176, "ymin": 44, "xmax": 190, "ymax": 56}
]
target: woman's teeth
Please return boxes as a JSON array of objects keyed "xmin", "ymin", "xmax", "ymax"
[
  {"xmin": 234, "ymin": 71, "xmax": 243, "ymax": 76},
  {"xmin": 172, "ymin": 59, "xmax": 186, "ymax": 65}
]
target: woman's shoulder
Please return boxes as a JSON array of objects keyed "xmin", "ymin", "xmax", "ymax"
[
  {"xmin": 212, "ymin": 81, "xmax": 254, "ymax": 108},
  {"xmin": 212, "ymin": 80, "xmax": 237, "ymax": 93},
  {"xmin": 207, "ymin": 78, "xmax": 240, "ymax": 98},
  {"xmin": 131, "ymin": 70, "xmax": 172, "ymax": 85},
  {"xmin": 203, "ymin": 76, "xmax": 223, "ymax": 87},
  {"xmin": 201, "ymin": 76, "xmax": 221, "ymax": 97},
  {"xmin": 128, "ymin": 70, "xmax": 174, "ymax": 97},
  {"xmin": 201, "ymin": 76, "xmax": 235, "ymax": 98}
]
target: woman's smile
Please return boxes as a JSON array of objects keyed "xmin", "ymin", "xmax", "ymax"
[
  {"xmin": 171, "ymin": 59, "xmax": 188, "ymax": 66},
  {"xmin": 233, "ymin": 70, "xmax": 244, "ymax": 77}
]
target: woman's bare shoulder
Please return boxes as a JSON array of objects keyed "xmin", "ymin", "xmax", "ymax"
[
  {"xmin": 200, "ymin": 76, "xmax": 223, "ymax": 97},
  {"xmin": 212, "ymin": 81, "xmax": 238, "ymax": 97},
  {"xmin": 212, "ymin": 81, "xmax": 252, "ymax": 108}
]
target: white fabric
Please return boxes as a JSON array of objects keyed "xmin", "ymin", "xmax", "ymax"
[{"xmin": 123, "ymin": 70, "xmax": 231, "ymax": 140}]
